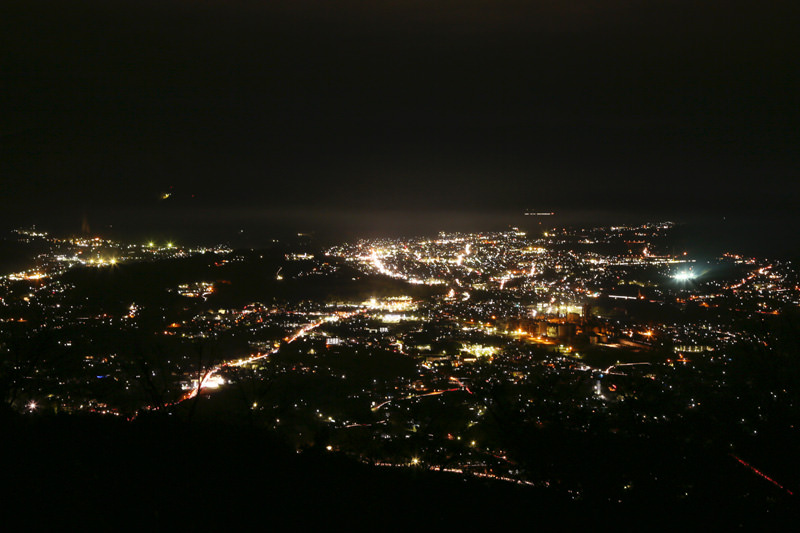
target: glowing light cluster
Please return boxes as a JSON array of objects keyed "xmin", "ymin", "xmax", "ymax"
[{"xmin": 9, "ymin": 271, "xmax": 48, "ymax": 281}]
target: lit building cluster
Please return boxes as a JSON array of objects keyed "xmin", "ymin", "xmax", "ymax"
[{"xmin": 2, "ymin": 222, "xmax": 799, "ymax": 496}]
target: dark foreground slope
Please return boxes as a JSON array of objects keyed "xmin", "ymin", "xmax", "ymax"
[{"xmin": 4, "ymin": 412, "xmax": 797, "ymax": 531}]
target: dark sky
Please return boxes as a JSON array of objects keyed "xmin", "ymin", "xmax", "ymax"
[{"xmin": 2, "ymin": 1, "xmax": 798, "ymax": 227}]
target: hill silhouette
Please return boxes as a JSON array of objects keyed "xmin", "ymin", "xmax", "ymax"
[{"xmin": 4, "ymin": 411, "xmax": 797, "ymax": 530}]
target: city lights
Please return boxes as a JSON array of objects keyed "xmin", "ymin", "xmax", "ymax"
[{"xmin": 3, "ymin": 220, "xmax": 797, "ymax": 515}]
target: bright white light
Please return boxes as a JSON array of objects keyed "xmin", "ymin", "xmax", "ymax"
[
  {"xmin": 199, "ymin": 375, "xmax": 225, "ymax": 389},
  {"xmin": 673, "ymin": 271, "xmax": 696, "ymax": 281}
]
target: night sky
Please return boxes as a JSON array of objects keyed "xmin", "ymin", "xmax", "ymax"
[{"xmin": 2, "ymin": 1, "xmax": 798, "ymax": 234}]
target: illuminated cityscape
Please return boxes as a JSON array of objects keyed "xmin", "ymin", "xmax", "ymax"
[
  {"xmin": 3, "ymin": 0, "xmax": 798, "ymax": 527},
  {"xmin": 3, "ymin": 220, "xmax": 799, "ymax": 525}
]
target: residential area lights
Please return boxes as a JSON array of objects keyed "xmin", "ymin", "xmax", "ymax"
[{"xmin": 3, "ymin": 221, "xmax": 799, "ymax": 499}]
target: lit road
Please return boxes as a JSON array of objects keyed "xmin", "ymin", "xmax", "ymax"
[
  {"xmin": 371, "ymin": 377, "xmax": 472, "ymax": 411},
  {"xmin": 603, "ymin": 362, "xmax": 652, "ymax": 374},
  {"xmin": 181, "ymin": 308, "xmax": 366, "ymax": 401},
  {"xmin": 731, "ymin": 454, "xmax": 794, "ymax": 496}
]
